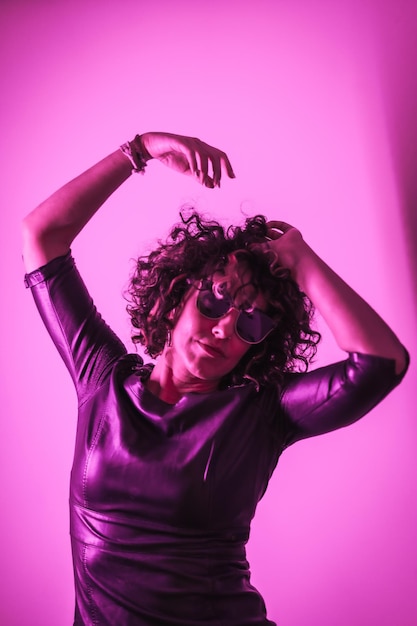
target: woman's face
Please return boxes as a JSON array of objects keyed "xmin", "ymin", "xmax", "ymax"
[{"xmin": 167, "ymin": 262, "xmax": 268, "ymax": 389}]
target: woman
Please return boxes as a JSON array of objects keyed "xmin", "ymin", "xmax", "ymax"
[{"xmin": 23, "ymin": 132, "xmax": 408, "ymax": 625}]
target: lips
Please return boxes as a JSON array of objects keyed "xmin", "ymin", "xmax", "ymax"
[{"xmin": 197, "ymin": 340, "xmax": 225, "ymax": 358}]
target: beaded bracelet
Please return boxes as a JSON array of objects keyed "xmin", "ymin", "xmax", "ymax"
[{"xmin": 120, "ymin": 134, "xmax": 148, "ymax": 174}]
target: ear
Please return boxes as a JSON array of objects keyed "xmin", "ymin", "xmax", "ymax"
[{"xmin": 167, "ymin": 302, "xmax": 183, "ymax": 326}]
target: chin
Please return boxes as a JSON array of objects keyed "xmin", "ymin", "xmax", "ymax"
[{"xmin": 189, "ymin": 360, "xmax": 229, "ymax": 383}]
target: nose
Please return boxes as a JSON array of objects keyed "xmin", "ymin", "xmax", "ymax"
[{"xmin": 211, "ymin": 309, "xmax": 239, "ymax": 339}]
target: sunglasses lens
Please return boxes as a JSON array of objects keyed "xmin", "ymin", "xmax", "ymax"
[
  {"xmin": 236, "ymin": 310, "xmax": 275, "ymax": 344},
  {"xmin": 197, "ymin": 288, "xmax": 230, "ymax": 319},
  {"xmin": 196, "ymin": 281, "xmax": 275, "ymax": 344}
]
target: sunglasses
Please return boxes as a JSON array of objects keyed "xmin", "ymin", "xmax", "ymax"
[{"xmin": 196, "ymin": 280, "xmax": 276, "ymax": 344}]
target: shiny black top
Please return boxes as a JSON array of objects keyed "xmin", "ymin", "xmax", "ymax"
[{"xmin": 25, "ymin": 253, "xmax": 407, "ymax": 626}]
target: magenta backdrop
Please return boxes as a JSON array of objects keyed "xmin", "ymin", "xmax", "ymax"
[{"xmin": 1, "ymin": 1, "xmax": 416, "ymax": 625}]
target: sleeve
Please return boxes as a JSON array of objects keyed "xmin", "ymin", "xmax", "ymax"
[
  {"xmin": 279, "ymin": 351, "xmax": 409, "ymax": 448},
  {"xmin": 24, "ymin": 252, "xmax": 127, "ymax": 405}
]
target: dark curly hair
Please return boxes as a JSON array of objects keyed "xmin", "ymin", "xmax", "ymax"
[{"xmin": 126, "ymin": 212, "xmax": 320, "ymax": 390}]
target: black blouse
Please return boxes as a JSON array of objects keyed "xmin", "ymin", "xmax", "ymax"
[{"xmin": 25, "ymin": 253, "xmax": 407, "ymax": 626}]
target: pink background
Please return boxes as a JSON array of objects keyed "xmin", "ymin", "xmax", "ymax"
[{"xmin": 1, "ymin": 0, "xmax": 416, "ymax": 624}]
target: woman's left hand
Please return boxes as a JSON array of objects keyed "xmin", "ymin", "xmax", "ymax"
[
  {"xmin": 255, "ymin": 220, "xmax": 312, "ymax": 283},
  {"xmin": 259, "ymin": 220, "xmax": 407, "ymax": 374}
]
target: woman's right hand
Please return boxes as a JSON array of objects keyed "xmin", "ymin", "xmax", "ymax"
[
  {"xmin": 22, "ymin": 131, "xmax": 236, "ymax": 273},
  {"xmin": 140, "ymin": 132, "xmax": 236, "ymax": 188}
]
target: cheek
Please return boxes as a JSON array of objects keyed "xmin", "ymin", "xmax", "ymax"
[
  {"xmin": 171, "ymin": 299, "xmax": 206, "ymax": 347},
  {"xmin": 227, "ymin": 339, "xmax": 251, "ymax": 364}
]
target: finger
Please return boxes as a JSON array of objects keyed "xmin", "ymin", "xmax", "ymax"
[
  {"xmin": 192, "ymin": 138, "xmax": 208, "ymax": 174},
  {"xmin": 266, "ymin": 220, "xmax": 294, "ymax": 233},
  {"xmin": 183, "ymin": 137, "xmax": 210, "ymax": 176},
  {"xmin": 206, "ymin": 150, "xmax": 234, "ymax": 188},
  {"xmin": 205, "ymin": 151, "xmax": 222, "ymax": 187},
  {"xmin": 199, "ymin": 151, "xmax": 209, "ymax": 181},
  {"xmin": 186, "ymin": 150, "xmax": 209, "ymax": 187},
  {"xmin": 193, "ymin": 153, "xmax": 209, "ymax": 186},
  {"xmin": 249, "ymin": 241, "xmax": 270, "ymax": 253},
  {"xmin": 181, "ymin": 138, "xmax": 236, "ymax": 188},
  {"xmin": 199, "ymin": 141, "xmax": 236, "ymax": 181},
  {"xmin": 199, "ymin": 149, "xmax": 217, "ymax": 188},
  {"xmin": 207, "ymin": 148, "xmax": 236, "ymax": 181},
  {"xmin": 208, "ymin": 152, "xmax": 219, "ymax": 186},
  {"xmin": 219, "ymin": 151, "xmax": 236, "ymax": 179},
  {"xmin": 178, "ymin": 141, "xmax": 199, "ymax": 175},
  {"xmin": 265, "ymin": 231, "xmax": 281, "ymax": 240}
]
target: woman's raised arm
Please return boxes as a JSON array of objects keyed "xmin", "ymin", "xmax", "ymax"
[
  {"xmin": 264, "ymin": 221, "xmax": 408, "ymax": 375},
  {"xmin": 22, "ymin": 132, "xmax": 235, "ymax": 273}
]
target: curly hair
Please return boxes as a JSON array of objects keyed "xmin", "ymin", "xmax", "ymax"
[{"xmin": 126, "ymin": 212, "xmax": 320, "ymax": 390}]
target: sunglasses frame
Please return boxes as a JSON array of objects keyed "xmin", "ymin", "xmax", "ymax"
[{"xmin": 195, "ymin": 279, "xmax": 276, "ymax": 344}]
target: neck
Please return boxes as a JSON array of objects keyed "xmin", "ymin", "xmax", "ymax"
[{"xmin": 147, "ymin": 349, "xmax": 218, "ymax": 404}]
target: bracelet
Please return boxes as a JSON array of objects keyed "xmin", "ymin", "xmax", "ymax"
[{"xmin": 120, "ymin": 134, "xmax": 148, "ymax": 174}]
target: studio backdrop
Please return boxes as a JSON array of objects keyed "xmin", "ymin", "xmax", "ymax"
[{"xmin": 1, "ymin": 1, "xmax": 416, "ymax": 625}]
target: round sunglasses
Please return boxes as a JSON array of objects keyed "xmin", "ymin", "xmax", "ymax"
[{"xmin": 196, "ymin": 280, "xmax": 276, "ymax": 344}]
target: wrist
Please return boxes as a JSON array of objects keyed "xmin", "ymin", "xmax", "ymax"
[
  {"xmin": 136, "ymin": 133, "xmax": 153, "ymax": 161},
  {"xmin": 286, "ymin": 245, "xmax": 320, "ymax": 292},
  {"xmin": 120, "ymin": 134, "xmax": 150, "ymax": 174}
]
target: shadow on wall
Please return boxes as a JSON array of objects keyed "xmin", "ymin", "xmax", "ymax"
[{"xmin": 376, "ymin": 2, "xmax": 417, "ymax": 305}]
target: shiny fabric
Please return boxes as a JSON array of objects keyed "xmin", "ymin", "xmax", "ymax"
[{"xmin": 25, "ymin": 253, "xmax": 407, "ymax": 626}]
